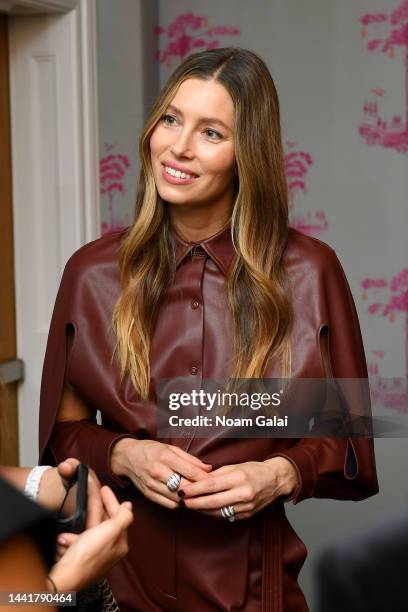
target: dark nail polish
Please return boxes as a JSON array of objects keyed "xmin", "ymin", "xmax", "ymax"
[
  {"xmin": 177, "ymin": 490, "xmax": 185, "ymax": 498},
  {"xmin": 178, "ymin": 499, "xmax": 185, "ymax": 508}
]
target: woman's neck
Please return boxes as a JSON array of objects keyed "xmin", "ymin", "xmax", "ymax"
[{"xmin": 169, "ymin": 202, "xmax": 232, "ymax": 244}]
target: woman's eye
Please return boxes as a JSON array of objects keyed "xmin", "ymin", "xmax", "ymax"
[
  {"xmin": 162, "ymin": 114, "xmax": 176, "ymax": 125},
  {"xmin": 204, "ymin": 128, "xmax": 222, "ymax": 140},
  {"xmin": 161, "ymin": 115, "xmax": 222, "ymax": 140}
]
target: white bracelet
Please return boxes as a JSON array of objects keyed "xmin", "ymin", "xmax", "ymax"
[{"xmin": 23, "ymin": 465, "xmax": 52, "ymax": 501}]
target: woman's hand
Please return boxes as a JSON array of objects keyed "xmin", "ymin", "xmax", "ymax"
[
  {"xmin": 179, "ymin": 457, "xmax": 299, "ymax": 520},
  {"xmin": 111, "ymin": 438, "xmax": 212, "ymax": 509},
  {"xmin": 37, "ymin": 459, "xmax": 104, "ymax": 527},
  {"xmin": 49, "ymin": 485, "xmax": 133, "ymax": 592}
]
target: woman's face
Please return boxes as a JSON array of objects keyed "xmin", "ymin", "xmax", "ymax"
[{"xmin": 150, "ymin": 78, "xmax": 236, "ymax": 213}]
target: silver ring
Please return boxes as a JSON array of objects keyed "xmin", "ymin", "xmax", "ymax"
[
  {"xmin": 167, "ymin": 472, "xmax": 182, "ymax": 492},
  {"xmin": 220, "ymin": 505, "xmax": 235, "ymax": 522}
]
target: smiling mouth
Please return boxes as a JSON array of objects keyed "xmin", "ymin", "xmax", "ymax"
[{"xmin": 162, "ymin": 164, "xmax": 199, "ymax": 181}]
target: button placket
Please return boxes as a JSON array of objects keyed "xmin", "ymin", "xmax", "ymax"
[{"xmin": 182, "ymin": 253, "xmax": 207, "ymax": 452}]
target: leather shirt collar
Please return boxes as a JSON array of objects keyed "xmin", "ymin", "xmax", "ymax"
[{"xmin": 172, "ymin": 219, "xmax": 236, "ymax": 276}]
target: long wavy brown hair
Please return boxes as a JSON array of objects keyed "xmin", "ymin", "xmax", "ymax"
[{"xmin": 112, "ymin": 47, "xmax": 293, "ymax": 400}]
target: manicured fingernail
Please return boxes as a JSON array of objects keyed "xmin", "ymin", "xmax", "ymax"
[
  {"xmin": 177, "ymin": 490, "xmax": 185, "ymax": 498},
  {"xmin": 178, "ymin": 499, "xmax": 185, "ymax": 508}
]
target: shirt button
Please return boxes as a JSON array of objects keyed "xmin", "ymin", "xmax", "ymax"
[
  {"xmin": 191, "ymin": 299, "xmax": 200, "ymax": 309},
  {"xmin": 190, "ymin": 365, "xmax": 199, "ymax": 375}
]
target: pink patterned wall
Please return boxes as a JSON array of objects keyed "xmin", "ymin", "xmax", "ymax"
[
  {"xmin": 100, "ymin": 144, "xmax": 131, "ymax": 236},
  {"xmin": 154, "ymin": 12, "xmax": 240, "ymax": 68},
  {"xmin": 362, "ymin": 269, "xmax": 408, "ymax": 411},
  {"xmin": 356, "ymin": 2, "xmax": 408, "ymax": 413},
  {"xmin": 285, "ymin": 141, "xmax": 328, "ymax": 237},
  {"xmin": 359, "ymin": 0, "xmax": 408, "ymax": 153}
]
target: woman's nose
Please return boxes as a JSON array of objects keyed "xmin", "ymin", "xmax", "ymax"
[{"xmin": 170, "ymin": 128, "xmax": 194, "ymax": 158}]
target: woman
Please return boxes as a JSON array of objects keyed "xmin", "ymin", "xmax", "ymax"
[{"xmin": 38, "ymin": 47, "xmax": 378, "ymax": 611}]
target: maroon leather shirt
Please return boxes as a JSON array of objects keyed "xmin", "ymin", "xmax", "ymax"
[{"xmin": 38, "ymin": 221, "xmax": 379, "ymax": 611}]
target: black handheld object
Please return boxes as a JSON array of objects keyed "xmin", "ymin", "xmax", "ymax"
[{"xmin": 56, "ymin": 463, "xmax": 88, "ymax": 534}]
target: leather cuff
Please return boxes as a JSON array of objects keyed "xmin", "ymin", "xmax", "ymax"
[{"xmin": 49, "ymin": 420, "xmax": 136, "ymax": 489}]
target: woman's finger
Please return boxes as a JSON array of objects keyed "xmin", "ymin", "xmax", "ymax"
[
  {"xmin": 137, "ymin": 457, "xmax": 207, "ymax": 498},
  {"xmin": 85, "ymin": 472, "xmax": 104, "ymax": 528},
  {"xmin": 180, "ymin": 471, "xmax": 237, "ymax": 498},
  {"xmin": 111, "ymin": 502, "xmax": 134, "ymax": 532},
  {"xmin": 58, "ymin": 457, "xmax": 80, "ymax": 470},
  {"xmin": 99, "ymin": 486, "xmax": 121, "ymax": 518},
  {"xmin": 99, "ymin": 487, "xmax": 133, "ymax": 534},
  {"xmin": 146, "ymin": 475, "xmax": 193, "ymax": 502},
  {"xmin": 122, "ymin": 467, "xmax": 179, "ymax": 510},
  {"xmin": 195, "ymin": 503, "xmax": 251, "ymax": 520},
  {"xmin": 184, "ymin": 489, "xmax": 243, "ymax": 511},
  {"xmin": 210, "ymin": 464, "xmax": 235, "ymax": 474},
  {"xmin": 55, "ymin": 544, "xmax": 67, "ymax": 561},
  {"xmin": 166, "ymin": 452, "xmax": 212, "ymax": 483},
  {"xmin": 57, "ymin": 532, "xmax": 79, "ymax": 547},
  {"xmin": 57, "ymin": 458, "xmax": 80, "ymax": 479},
  {"xmin": 170, "ymin": 445, "xmax": 212, "ymax": 470}
]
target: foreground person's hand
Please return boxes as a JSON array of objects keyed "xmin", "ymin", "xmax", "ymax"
[
  {"xmin": 57, "ymin": 458, "xmax": 105, "ymax": 527},
  {"xmin": 110, "ymin": 438, "xmax": 212, "ymax": 509},
  {"xmin": 179, "ymin": 457, "xmax": 299, "ymax": 520},
  {"xmin": 37, "ymin": 458, "xmax": 104, "ymax": 527},
  {"xmin": 49, "ymin": 485, "xmax": 133, "ymax": 592}
]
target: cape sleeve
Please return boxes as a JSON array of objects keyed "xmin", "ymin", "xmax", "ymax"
[
  {"xmin": 269, "ymin": 247, "xmax": 379, "ymax": 504},
  {"xmin": 38, "ymin": 246, "xmax": 135, "ymax": 488}
]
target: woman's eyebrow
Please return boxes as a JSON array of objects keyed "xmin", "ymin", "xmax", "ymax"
[{"xmin": 167, "ymin": 104, "xmax": 232, "ymax": 132}]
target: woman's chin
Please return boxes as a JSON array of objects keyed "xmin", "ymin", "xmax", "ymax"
[{"xmin": 158, "ymin": 188, "xmax": 201, "ymax": 207}]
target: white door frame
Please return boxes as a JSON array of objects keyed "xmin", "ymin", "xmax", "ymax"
[
  {"xmin": 7, "ymin": 0, "xmax": 100, "ymax": 465},
  {"xmin": 0, "ymin": 0, "xmax": 77, "ymax": 13}
]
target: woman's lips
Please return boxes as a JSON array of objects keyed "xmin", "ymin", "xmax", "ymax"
[{"xmin": 161, "ymin": 164, "xmax": 199, "ymax": 185}]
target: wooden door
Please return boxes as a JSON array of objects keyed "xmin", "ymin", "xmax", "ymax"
[{"xmin": 0, "ymin": 13, "xmax": 20, "ymax": 466}]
